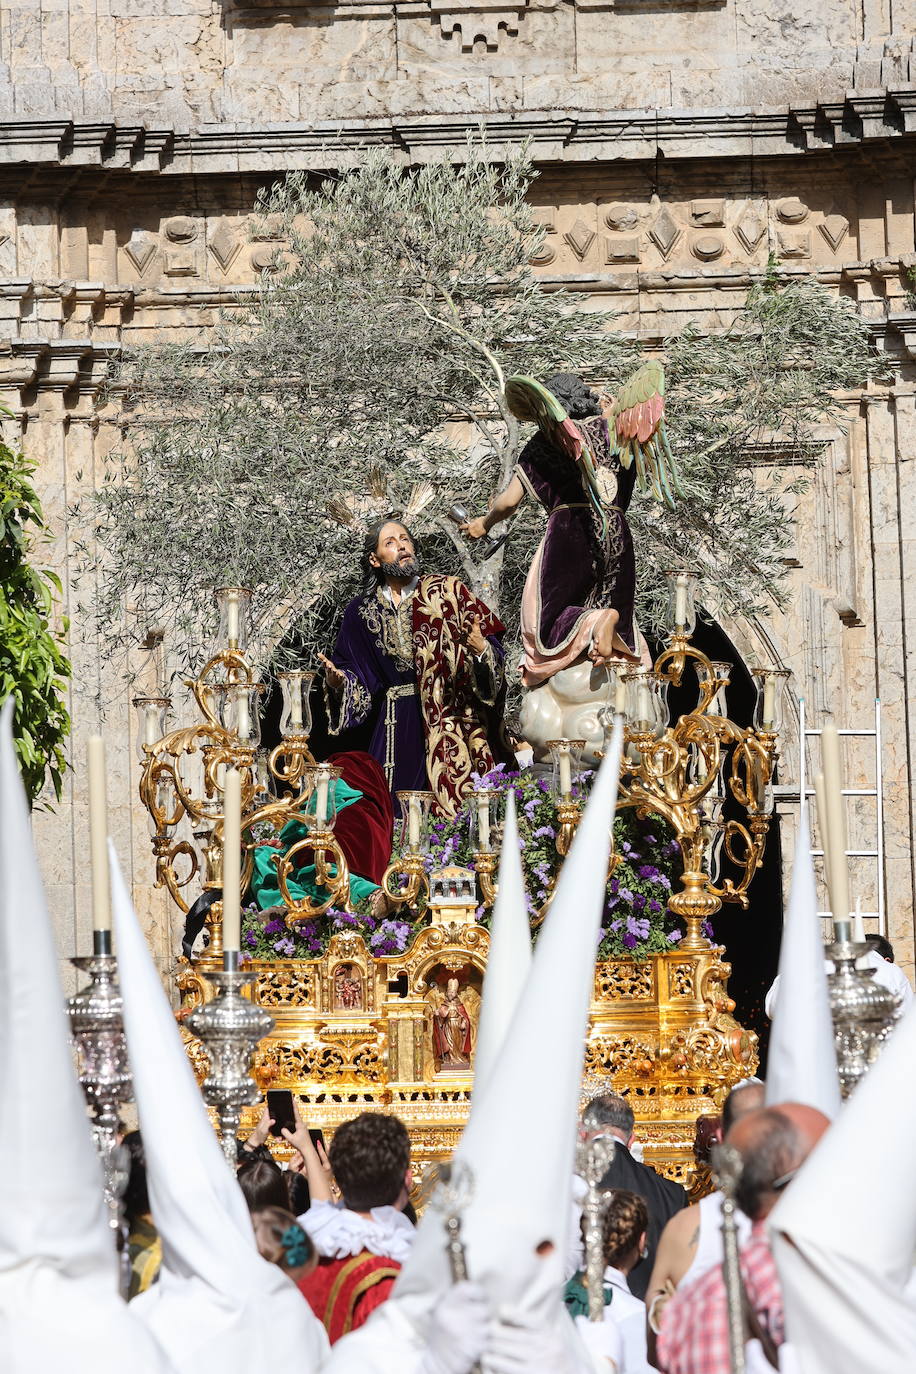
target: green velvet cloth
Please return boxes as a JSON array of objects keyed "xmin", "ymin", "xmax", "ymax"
[{"xmin": 250, "ymin": 778, "xmax": 378, "ymax": 910}]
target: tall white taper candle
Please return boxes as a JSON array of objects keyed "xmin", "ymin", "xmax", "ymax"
[
  {"xmin": 222, "ymin": 767, "xmax": 242, "ymax": 951},
  {"xmin": 813, "ymin": 771, "xmax": 834, "ymax": 915},
  {"xmin": 88, "ymin": 735, "xmax": 111, "ymax": 932},
  {"xmin": 821, "ymin": 722, "xmax": 850, "ymax": 926}
]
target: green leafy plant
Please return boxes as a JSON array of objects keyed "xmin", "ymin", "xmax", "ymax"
[
  {"xmin": 0, "ymin": 426, "xmax": 71, "ymax": 804},
  {"xmin": 79, "ymin": 146, "xmax": 879, "ymax": 702}
]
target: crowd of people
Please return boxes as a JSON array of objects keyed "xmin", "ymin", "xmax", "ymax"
[{"xmin": 3, "ymin": 696, "xmax": 916, "ymax": 1374}]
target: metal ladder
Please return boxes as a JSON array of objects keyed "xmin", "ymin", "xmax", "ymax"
[{"xmin": 796, "ymin": 697, "xmax": 885, "ymax": 934}]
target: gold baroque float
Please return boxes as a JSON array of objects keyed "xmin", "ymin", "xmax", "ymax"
[{"xmin": 178, "ymin": 925, "xmax": 757, "ymax": 1196}]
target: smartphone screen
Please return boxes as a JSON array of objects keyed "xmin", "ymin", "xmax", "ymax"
[{"xmin": 266, "ymin": 1090, "xmax": 296, "ymax": 1138}]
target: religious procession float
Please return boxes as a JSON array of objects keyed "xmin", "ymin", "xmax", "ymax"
[{"xmin": 118, "ymin": 367, "xmax": 792, "ymax": 1197}]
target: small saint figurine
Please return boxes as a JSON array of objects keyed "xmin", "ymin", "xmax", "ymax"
[
  {"xmin": 432, "ymin": 977, "xmax": 473, "ymax": 1070},
  {"xmin": 333, "ymin": 963, "xmax": 363, "ymax": 1011}
]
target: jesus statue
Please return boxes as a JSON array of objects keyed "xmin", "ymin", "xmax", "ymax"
[{"xmin": 319, "ymin": 516, "xmax": 512, "ymax": 817}]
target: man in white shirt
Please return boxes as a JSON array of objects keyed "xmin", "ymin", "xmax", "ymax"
[{"xmin": 765, "ymin": 937, "xmax": 913, "ymax": 1018}]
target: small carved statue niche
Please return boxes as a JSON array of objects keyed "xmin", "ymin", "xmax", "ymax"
[
  {"xmin": 424, "ymin": 962, "xmax": 482, "ymax": 1074},
  {"xmin": 332, "ymin": 962, "xmax": 364, "ymax": 1012}
]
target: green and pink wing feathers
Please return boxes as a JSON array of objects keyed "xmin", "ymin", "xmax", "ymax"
[{"xmin": 609, "ymin": 360, "xmax": 682, "ymax": 507}]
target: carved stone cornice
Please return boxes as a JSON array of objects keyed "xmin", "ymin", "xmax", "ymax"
[{"xmin": 1, "ymin": 92, "xmax": 916, "ymax": 185}]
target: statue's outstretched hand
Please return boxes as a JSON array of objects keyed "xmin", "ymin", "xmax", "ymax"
[
  {"xmin": 318, "ymin": 652, "xmax": 345, "ymax": 693},
  {"xmin": 460, "ymin": 516, "xmax": 488, "ymax": 540},
  {"xmin": 465, "ymin": 616, "xmax": 488, "ymax": 656}
]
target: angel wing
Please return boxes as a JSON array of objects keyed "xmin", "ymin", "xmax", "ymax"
[
  {"xmin": 608, "ymin": 360, "xmax": 683, "ymax": 507},
  {"xmin": 504, "ymin": 374, "xmax": 606, "ymax": 532}
]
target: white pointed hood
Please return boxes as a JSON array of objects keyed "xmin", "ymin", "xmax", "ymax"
[
  {"xmin": 0, "ymin": 700, "xmax": 174, "ymax": 1374},
  {"xmin": 770, "ymin": 1000, "xmax": 916, "ymax": 1374},
  {"xmin": 765, "ymin": 806, "xmax": 841, "ymax": 1118},
  {"xmin": 395, "ymin": 720, "xmax": 624, "ymax": 1325},
  {"xmin": 108, "ymin": 842, "xmax": 328, "ymax": 1373},
  {"xmin": 471, "ymin": 791, "xmax": 532, "ymax": 1093}
]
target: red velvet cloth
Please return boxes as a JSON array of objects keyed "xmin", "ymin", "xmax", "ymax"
[
  {"xmin": 297, "ymin": 1252, "xmax": 401, "ymax": 1343},
  {"xmin": 326, "ymin": 750, "xmax": 394, "ymax": 886}
]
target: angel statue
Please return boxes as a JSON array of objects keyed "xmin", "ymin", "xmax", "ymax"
[{"xmin": 461, "ymin": 365, "xmax": 681, "ymax": 688}]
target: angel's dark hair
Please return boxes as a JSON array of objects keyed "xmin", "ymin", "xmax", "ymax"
[
  {"xmin": 361, "ymin": 514, "xmax": 417, "ymax": 592},
  {"xmin": 543, "ymin": 372, "xmax": 601, "ymax": 420}
]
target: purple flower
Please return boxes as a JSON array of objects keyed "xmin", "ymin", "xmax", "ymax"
[
  {"xmin": 648, "ymin": 900, "xmax": 662, "ymax": 915},
  {"xmin": 533, "ymin": 825, "xmax": 556, "ymax": 840},
  {"xmin": 524, "ymin": 797, "xmax": 540, "ymax": 821},
  {"xmin": 618, "ymin": 887, "xmax": 635, "ymax": 904},
  {"xmin": 623, "ymin": 932, "xmax": 637, "ymax": 949},
  {"xmin": 666, "ymin": 839, "xmax": 681, "ymax": 856},
  {"xmin": 272, "ymin": 937, "xmax": 295, "ymax": 957},
  {"xmin": 667, "ymin": 929, "xmax": 683, "ymax": 944},
  {"xmin": 264, "ymin": 918, "xmax": 284, "ymax": 936},
  {"xmin": 537, "ymin": 777, "xmax": 551, "ymax": 792},
  {"xmin": 244, "ymin": 930, "xmax": 258, "ymax": 949},
  {"xmin": 609, "ymin": 918, "xmax": 622, "ymax": 932},
  {"xmin": 656, "ymin": 874, "xmax": 672, "ymax": 891},
  {"xmin": 331, "ymin": 911, "xmax": 360, "ymax": 929},
  {"xmin": 639, "ymin": 864, "xmax": 661, "ymax": 882},
  {"xmin": 626, "ymin": 915, "xmax": 650, "ymax": 940},
  {"xmin": 702, "ymin": 920, "xmax": 715, "ymax": 939}
]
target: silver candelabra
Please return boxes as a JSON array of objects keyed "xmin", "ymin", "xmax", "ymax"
[
  {"xmin": 575, "ymin": 1132, "xmax": 618, "ymax": 1321},
  {"xmin": 711, "ymin": 1140, "xmax": 747, "ymax": 1374},
  {"xmin": 67, "ymin": 930, "xmax": 133, "ymax": 1294},
  {"xmin": 827, "ymin": 924, "xmax": 900, "ymax": 1098},
  {"xmin": 187, "ymin": 951, "xmax": 275, "ymax": 1164}
]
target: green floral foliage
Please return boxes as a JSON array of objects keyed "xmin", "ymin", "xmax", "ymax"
[
  {"xmin": 235, "ymin": 766, "xmax": 683, "ymax": 964},
  {"xmin": 0, "ymin": 428, "xmax": 71, "ymax": 804}
]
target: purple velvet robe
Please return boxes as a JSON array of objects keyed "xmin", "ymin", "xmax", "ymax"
[
  {"xmin": 517, "ymin": 413, "xmax": 638, "ymax": 656},
  {"xmin": 325, "ymin": 578, "xmax": 506, "ymax": 815}
]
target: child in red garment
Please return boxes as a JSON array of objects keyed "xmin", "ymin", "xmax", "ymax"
[{"xmin": 284, "ymin": 1106, "xmax": 414, "ymax": 1343}]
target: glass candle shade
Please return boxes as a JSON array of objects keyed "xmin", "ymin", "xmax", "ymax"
[
  {"xmin": 624, "ymin": 670, "xmax": 669, "ymax": 739},
  {"xmin": 214, "ymin": 586, "xmax": 252, "ymax": 654},
  {"xmin": 546, "ymin": 739, "xmax": 586, "ymax": 799},
  {"xmin": 470, "ymin": 788, "xmax": 503, "ymax": 853},
  {"xmin": 278, "ymin": 669, "xmax": 314, "ymax": 738},
  {"xmin": 219, "ymin": 682, "xmax": 262, "ymax": 747},
  {"xmin": 147, "ymin": 775, "xmax": 181, "ymax": 839},
  {"xmin": 395, "ymin": 790, "xmax": 436, "ymax": 854},
  {"xmin": 695, "ymin": 660, "xmax": 732, "ymax": 718},
  {"xmin": 133, "ymin": 696, "xmax": 170, "ymax": 761},
  {"xmin": 253, "ymin": 750, "xmax": 273, "ymax": 801},
  {"xmin": 752, "ymin": 667, "xmax": 791, "ymax": 734},
  {"xmin": 701, "ymin": 793, "xmax": 726, "ymax": 884},
  {"xmin": 665, "ymin": 569, "xmax": 699, "ymax": 639},
  {"xmin": 305, "ymin": 763, "xmax": 342, "ymax": 832}
]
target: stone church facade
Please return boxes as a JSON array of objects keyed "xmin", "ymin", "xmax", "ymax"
[{"xmin": 6, "ymin": 0, "xmax": 916, "ymax": 987}]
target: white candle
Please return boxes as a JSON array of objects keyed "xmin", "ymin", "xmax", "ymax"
[
  {"xmin": 614, "ymin": 674, "xmax": 628, "ymax": 715},
  {"xmin": 558, "ymin": 746, "xmax": 572, "ymax": 797},
  {"xmin": 142, "ymin": 703, "xmax": 160, "ymax": 749},
  {"xmin": 290, "ymin": 675, "xmax": 304, "ymax": 730},
  {"xmin": 820, "ymin": 723, "xmax": 850, "ymax": 925},
  {"xmin": 762, "ymin": 676, "xmax": 776, "ymax": 730},
  {"xmin": 478, "ymin": 797, "xmax": 491, "ymax": 851},
  {"xmin": 222, "ymin": 767, "xmax": 242, "ymax": 951},
  {"xmin": 638, "ymin": 682, "xmax": 653, "ymax": 729},
  {"xmin": 236, "ymin": 688, "xmax": 251, "ymax": 741},
  {"xmin": 853, "ymin": 896, "xmax": 866, "ymax": 944},
  {"xmin": 408, "ymin": 795, "xmax": 421, "ymax": 850},
  {"xmin": 226, "ymin": 590, "xmax": 240, "ymax": 647},
  {"xmin": 813, "ymin": 771, "xmax": 833, "ymax": 913},
  {"xmin": 316, "ymin": 770, "xmax": 330, "ymax": 827},
  {"xmin": 88, "ymin": 735, "xmax": 111, "ymax": 932},
  {"xmin": 674, "ymin": 575, "xmax": 688, "ymax": 627}
]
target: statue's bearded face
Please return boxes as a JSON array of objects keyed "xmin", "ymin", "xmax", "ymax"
[{"xmin": 372, "ymin": 522, "xmax": 420, "ymax": 580}]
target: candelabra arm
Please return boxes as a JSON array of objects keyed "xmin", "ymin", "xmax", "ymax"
[
  {"xmin": 555, "ymin": 799, "xmax": 582, "ymax": 859},
  {"xmin": 474, "ymin": 850, "xmax": 498, "ymax": 908},
  {"xmin": 381, "ymin": 853, "xmax": 427, "ymax": 907},
  {"xmin": 276, "ymin": 831, "xmax": 351, "ymax": 924}
]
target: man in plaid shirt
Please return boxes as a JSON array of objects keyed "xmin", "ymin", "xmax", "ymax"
[{"xmin": 656, "ymin": 1103, "xmax": 829, "ymax": 1374}]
